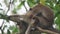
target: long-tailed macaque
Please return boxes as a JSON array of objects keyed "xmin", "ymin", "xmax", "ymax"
[
  {"xmin": 25, "ymin": 3, "xmax": 54, "ymax": 30},
  {"xmin": 25, "ymin": 3, "xmax": 60, "ymax": 34},
  {"xmin": 8, "ymin": 3, "xmax": 60, "ymax": 34}
]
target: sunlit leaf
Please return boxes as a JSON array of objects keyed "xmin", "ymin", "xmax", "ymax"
[
  {"xmin": 55, "ymin": 14, "xmax": 60, "ymax": 30},
  {"xmin": 40, "ymin": 0, "xmax": 46, "ymax": 5},
  {"xmin": 17, "ymin": 1, "xmax": 25, "ymax": 10},
  {"xmin": 27, "ymin": 0, "xmax": 39, "ymax": 7},
  {"xmin": 27, "ymin": 2, "xmax": 35, "ymax": 7},
  {"xmin": 12, "ymin": 8, "xmax": 17, "ymax": 14},
  {"xmin": 55, "ymin": 14, "xmax": 60, "ymax": 25},
  {"xmin": 33, "ymin": 0, "xmax": 40, "ymax": 3},
  {"xmin": 56, "ymin": 0, "xmax": 60, "ymax": 4}
]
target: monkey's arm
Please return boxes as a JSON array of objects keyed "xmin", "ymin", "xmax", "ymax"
[{"xmin": 25, "ymin": 19, "xmax": 35, "ymax": 34}]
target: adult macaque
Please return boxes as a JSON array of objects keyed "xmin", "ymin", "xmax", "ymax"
[
  {"xmin": 8, "ymin": 3, "xmax": 60, "ymax": 34},
  {"xmin": 25, "ymin": 3, "xmax": 54, "ymax": 31},
  {"xmin": 25, "ymin": 3, "xmax": 60, "ymax": 34}
]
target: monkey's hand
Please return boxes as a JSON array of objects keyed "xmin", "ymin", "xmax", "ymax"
[{"xmin": 25, "ymin": 19, "xmax": 35, "ymax": 34}]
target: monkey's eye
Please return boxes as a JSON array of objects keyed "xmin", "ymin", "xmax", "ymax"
[{"xmin": 36, "ymin": 12, "xmax": 42, "ymax": 17}]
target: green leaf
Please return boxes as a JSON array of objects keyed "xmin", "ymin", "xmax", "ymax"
[
  {"xmin": 27, "ymin": 0, "xmax": 39, "ymax": 7},
  {"xmin": 7, "ymin": 29, "xmax": 11, "ymax": 34},
  {"xmin": 9, "ymin": 26, "xmax": 15, "ymax": 30},
  {"xmin": 40, "ymin": 0, "xmax": 46, "ymax": 5},
  {"xmin": 56, "ymin": 0, "xmax": 60, "ymax": 4},
  {"xmin": 55, "ymin": 12, "xmax": 60, "ymax": 18},
  {"xmin": 56, "ymin": 25, "xmax": 60, "ymax": 30},
  {"xmin": 9, "ymin": 26, "xmax": 19, "ymax": 34},
  {"xmin": 55, "ymin": 14, "xmax": 60, "ymax": 25},
  {"xmin": 0, "ymin": 13, "xmax": 6, "ymax": 19},
  {"xmin": 17, "ymin": 1, "xmax": 25, "ymax": 10},
  {"xmin": 0, "ymin": 13, "xmax": 9, "ymax": 22},
  {"xmin": 27, "ymin": 2, "xmax": 35, "ymax": 7},
  {"xmin": 9, "ymin": 26, "xmax": 19, "ymax": 32},
  {"xmin": 55, "ymin": 14, "xmax": 60, "ymax": 30},
  {"xmin": 12, "ymin": 8, "xmax": 17, "ymax": 14},
  {"xmin": 54, "ymin": 4, "xmax": 60, "ymax": 11},
  {"xmin": 12, "ymin": 27, "xmax": 18, "ymax": 33}
]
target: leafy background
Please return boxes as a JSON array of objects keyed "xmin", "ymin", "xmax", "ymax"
[{"xmin": 0, "ymin": 0, "xmax": 60, "ymax": 34}]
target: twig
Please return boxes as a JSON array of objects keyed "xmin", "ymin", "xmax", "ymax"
[{"xmin": 23, "ymin": 2, "xmax": 28, "ymax": 12}]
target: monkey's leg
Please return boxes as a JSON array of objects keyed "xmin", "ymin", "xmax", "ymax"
[
  {"xmin": 25, "ymin": 20, "xmax": 35, "ymax": 34},
  {"xmin": 25, "ymin": 24, "xmax": 32, "ymax": 34}
]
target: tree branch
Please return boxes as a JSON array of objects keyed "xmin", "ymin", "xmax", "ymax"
[{"xmin": 36, "ymin": 26, "xmax": 59, "ymax": 34}]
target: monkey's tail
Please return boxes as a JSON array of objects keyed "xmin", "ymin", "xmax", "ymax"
[{"xmin": 48, "ymin": 27, "xmax": 60, "ymax": 34}]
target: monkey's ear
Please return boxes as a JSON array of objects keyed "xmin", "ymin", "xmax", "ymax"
[{"xmin": 29, "ymin": 8, "xmax": 32, "ymax": 10}]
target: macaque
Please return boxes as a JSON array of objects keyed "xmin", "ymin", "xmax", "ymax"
[
  {"xmin": 8, "ymin": 3, "xmax": 60, "ymax": 34},
  {"xmin": 25, "ymin": 3, "xmax": 54, "ymax": 31},
  {"xmin": 25, "ymin": 3, "xmax": 60, "ymax": 34}
]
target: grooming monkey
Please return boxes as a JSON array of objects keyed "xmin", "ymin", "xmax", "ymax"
[
  {"xmin": 25, "ymin": 3, "xmax": 60, "ymax": 34},
  {"xmin": 8, "ymin": 3, "xmax": 60, "ymax": 34}
]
